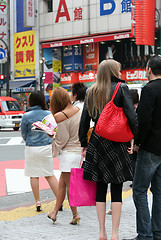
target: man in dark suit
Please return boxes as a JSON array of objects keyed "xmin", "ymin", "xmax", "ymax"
[{"xmin": 128, "ymin": 56, "xmax": 161, "ymax": 240}]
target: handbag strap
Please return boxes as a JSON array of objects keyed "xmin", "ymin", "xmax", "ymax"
[
  {"xmin": 111, "ymin": 82, "xmax": 121, "ymax": 102},
  {"xmin": 79, "ymin": 154, "xmax": 84, "ymax": 168}
]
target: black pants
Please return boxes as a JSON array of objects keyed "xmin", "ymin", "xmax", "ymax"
[{"xmin": 96, "ymin": 182, "xmax": 123, "ymax": 202}]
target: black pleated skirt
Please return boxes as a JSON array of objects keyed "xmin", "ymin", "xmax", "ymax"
[{"xmin": 83, "ymin": 131, "xmax": 136, "ymax": 184}]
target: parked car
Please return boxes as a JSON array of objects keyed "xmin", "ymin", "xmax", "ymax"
[{"xmin": 0, "ymin": 96, "xmax": 24, "ymax": 131}]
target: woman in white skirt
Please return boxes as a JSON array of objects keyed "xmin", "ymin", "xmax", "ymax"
[
  {"xmin": 47, "ymin": 87, "xmax": 82, "ymax": 225},
  {"xmin": 21, "ymin": 90, "xmax": 59, "ymax": 212}
]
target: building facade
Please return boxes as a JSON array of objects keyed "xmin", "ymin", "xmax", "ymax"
[
  {"xmin": 3, "ymin": 0, "xmax": 161, "ymax": 100},
  {"xmin": 38, "ymin": 0, "xmax": 161, "ymax": 100}
]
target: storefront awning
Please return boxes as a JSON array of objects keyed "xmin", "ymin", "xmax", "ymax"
[
  {"xmin": 42, "ymin": 31, "xmax": 133, "ymax": 48},
  {"xmin": 3, "ymin": 79, "xmax": 36, "ymax": 90}
]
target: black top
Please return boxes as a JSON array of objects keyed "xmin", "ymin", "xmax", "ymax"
[
  {"xmin": 136, "ymin": 78, "xmax": 161, "ymax": 156},
  {"xmin": 79, "ymin": 78, "xmax": 138, "ymax": 147}
]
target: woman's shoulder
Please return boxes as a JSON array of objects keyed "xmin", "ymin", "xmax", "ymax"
[
  {"xmin": 54, "ymin": 112, "xmax": 67, "ymax": 123},
  {"xmin": 54, "ymin": 107, "xmax": 80, "ymax": 124}
]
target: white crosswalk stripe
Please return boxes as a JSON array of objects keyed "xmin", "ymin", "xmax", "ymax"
[
  {"xmin": 7, "ymin": 137, "xmax": 23, "ymax": 145},
  {"xmin": 5, "ymin": 169, "xmax": 61, "ymax": 195},
  {"xmin": 0, "ymin": 137, "xmax": 25, "ymax": 146}
]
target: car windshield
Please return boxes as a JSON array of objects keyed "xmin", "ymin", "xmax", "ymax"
[{"xmin": 1, "ymin": 101, "xmax": 22, "ymax": 111}]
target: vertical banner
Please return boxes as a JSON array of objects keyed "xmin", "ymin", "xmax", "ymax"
[
  {"xmin": 135, "ymin": 0, "xmax": 155, "ymax": 46},
  {"xmin": 62, "ymin": 45, "xmax": 73, "ymax": 72},
  {"xmin": 0, "ymin": 0, "xmax": 8, "ymax": 55},
  {"xmin": 74, "ymin": 45, "xmax": 83, "ymax": 71},
  {"xmin": 14, "ymin": 30, "xmax": 35, "ymax": 78},
  {"xmin": 53, "ymin": 47, "xmax": 61, "ymax": 84},
  {"xmin": 83, "ymin": 43, "xmax": 99, "ymax": 70},
  {"xmin": 44, "ymin": 48, "xmax": 53, "ymax": 78},
  {"xmin": 43, "ymin": 48, "xmax": 53, "ymax": 96},
  {"xmin": 16, "ymin": 0, "xmax": 32, "ymax": 33},
  {"xmin": 24, "ymin": 0, "xmax": 35, "ymax": 27}
]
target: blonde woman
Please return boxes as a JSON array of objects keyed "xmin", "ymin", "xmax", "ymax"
[
  {"xmin": 79, "ymin": 60, "xmax": 138, "ymax": 240},
  {"xmin": 47, "ymin": 87, "xmax": 82, "ymax": 225}
]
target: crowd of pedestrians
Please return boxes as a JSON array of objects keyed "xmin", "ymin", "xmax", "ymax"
[{"xmin": 20, "ymin": 56, "xmax": 161, "ymax": 240}]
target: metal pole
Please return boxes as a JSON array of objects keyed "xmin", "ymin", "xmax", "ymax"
[
  {"xmin": 160, "ymin": 25, "xmax": 161, "ymax": 55},
  {"xmin": 0, "ymin": 38, "xmax": 10, "ymax": 96}
]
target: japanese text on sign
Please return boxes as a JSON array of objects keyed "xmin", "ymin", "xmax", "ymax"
[
  {"xmin": 0, "ymin": 0, "xmax": 8, "ymax": 50},
  {"xmin": 14, "ymin": 30, "xmax": 35, "ymax": 78}
]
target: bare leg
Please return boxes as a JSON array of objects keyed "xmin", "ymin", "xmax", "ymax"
[
  {"xmin": 96, "ymin": 202, "xmax": 107, "ymax": 240},
  {"xmin": 45, "ymin": 175, "xmax": 59, "ymax": 197},
  {"xmin": 48, "ymin": 173, "xmax": 66, "ymax": 219},
  {"xmin": 30, "ymin": 177, "xmax": 40, "ymax": 203},
  {"xmin": 111, "ymin": 202, "xmax": 122, "ymax": 240},
  {"xmin": 63, "ymin": 172, "xmax": 78, "ymax": 217}
]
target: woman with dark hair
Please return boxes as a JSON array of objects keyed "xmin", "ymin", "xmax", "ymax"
[
  {"xmin": 21, "ymin": 90, "xmax": 59, "ymax": 211},
  {"xmin": 47, "ymin": 87, "xmax": 82, "ymax": 225}
]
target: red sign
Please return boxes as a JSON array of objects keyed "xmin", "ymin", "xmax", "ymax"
[
  {"xmin": 44, "ymin": 72, "xmax": 53, "ymax": 84},
  {"xmin": 78, "ymin": 71, "xmax": 97, "ymax": 83},
  {"xmin": 135, "ymin": 0, "xmax": 155, "ymax": 46},
  {"xmin": 60, "ymin": 72, "xmax": 77, "ymax": 85},
  {"xmin": 42, "ymin": 32, "xmax": 132, "ymax": 49},
  {"xmin": 55, "ymin": 0, "xmax": 70, "ymax": 23},
  {"xmin": 121, "ymin": 69, "xmax": 147, "ymax": 82},
  {"xmin": 74, "ymin": 7, "xmax": 82, "ymax": 21},
  {"xmin": 83, "ymin": 43, "xmax": 99, "ymax": 70}
]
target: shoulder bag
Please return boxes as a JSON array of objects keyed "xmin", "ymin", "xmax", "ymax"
[{"xmin": 94, "ymin": 82, "xmax": 134, "ymax": 142}]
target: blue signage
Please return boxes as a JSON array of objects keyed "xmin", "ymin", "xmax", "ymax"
[
  {"xmin": 121, "ymin": 0, "xmax": 131, "ymax": 13},
  {"xmin": 74, "ymin": 45, "xmax": 83, "ymax": 71},
  {"xmin": 62, "ymin": 46, "xmax": 73, "ymax": 72},
  {"xmin": 43, "ymin": 48, "xmax": 53, "ymax": 71},
  {"xmin": 0, "ymin": 48, "xmax": 6, "ymax": 60},
  {"xmin": 100, "ymin": 0, "xmax": 116, "ymax": 16},
  {"xmin": 16, "ymin": 0, "xmax": 32, "ymax": 33}
]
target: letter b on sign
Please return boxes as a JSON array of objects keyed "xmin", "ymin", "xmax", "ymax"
[{"xmin": 100, "ymin": 0, "xmax": 116, "ymax": 16}]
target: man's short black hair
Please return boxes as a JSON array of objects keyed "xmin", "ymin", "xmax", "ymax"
[
  {"xmin": 147, "ymin": 56, "xmax": 161, "ymax": 76},
  {"xmin": 71, "ymin": 82, "xmax": 87, "ymax": 102}
]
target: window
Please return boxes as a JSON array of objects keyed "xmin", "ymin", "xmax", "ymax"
[
  {"xmin": 48, "ymin": 0, "xmax": 53, "ymax": 12},
  {"xmin": 1, "ymin": 101, "xmax": 22, "ymax": 111}
]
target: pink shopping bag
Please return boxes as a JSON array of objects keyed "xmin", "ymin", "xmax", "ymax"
[{"xmin": 69, "ymin": 168, "xmax": 96, "ymax": 207}]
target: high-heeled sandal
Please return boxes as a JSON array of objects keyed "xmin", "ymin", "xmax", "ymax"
[
  {"xmin": 106, "ymin": 208, "xmax": 112, "ymax": 215},
  {"xmin": 47, "ymin": 211, "xmax": 57, "ymax": 224},
  {"xmin": 36, "ymin": 201, "xmax": 42, "ymax": 212},
  {"xmin": 70, "ymin": 214, "xmax": 80, "ymax": 225}
]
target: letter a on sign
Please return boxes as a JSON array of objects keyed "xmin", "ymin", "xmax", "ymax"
[{"xmin": 55, "ymin": 0, "xmax": 71, "ymax": 23}]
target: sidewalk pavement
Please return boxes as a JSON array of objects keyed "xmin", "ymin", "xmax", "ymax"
[{"xmin": 0, "ymin": 185, "xmax": 152, "ymax": 240}]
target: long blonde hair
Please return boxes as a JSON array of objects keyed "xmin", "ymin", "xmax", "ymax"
[{"xmin": 87, "ymin": 59, "xmax": 121, "ymax": 118}]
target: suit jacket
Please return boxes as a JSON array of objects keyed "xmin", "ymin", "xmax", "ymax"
[{"xmin": 136, "ymin": 78, "xmax": 161, "ymax": 156}]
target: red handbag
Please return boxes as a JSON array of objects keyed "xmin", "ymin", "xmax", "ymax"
[{"xmin": 95, "ymin": 82, "xmax": 134, "ymax": 142}]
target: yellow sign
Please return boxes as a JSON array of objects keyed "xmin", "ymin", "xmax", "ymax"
[
  {"xmin": 53, "ymin": 60, "xmax": 62, "ymax": 73},
  {"xmin": 14, "ymin": 30, "xmax": 35, "ymax": 78}
]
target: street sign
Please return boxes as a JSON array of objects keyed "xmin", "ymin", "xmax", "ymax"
[{"xmin": 0, "ymin": 48, "xmax": 6, "ymax": 60}]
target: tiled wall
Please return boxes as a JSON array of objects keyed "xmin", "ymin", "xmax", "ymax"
[{"xmin": 39, "ymin": 0, "xmax": 132, "ymax": 41}]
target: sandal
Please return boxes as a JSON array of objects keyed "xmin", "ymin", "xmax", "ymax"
[
  {"xmin": 47, "ymin": 211, "xmax": 57, "ymax": 224},
  {"xmin": 36, "ymin": 201, "xmax": 42, "ymax": 212},
  {"xmin": 106, "ymin": 209, "xmax": 112, "ymax": 215},
  {"xmin": 70, "ymin": 213, "xmax": 80, "ymax": 225}
]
